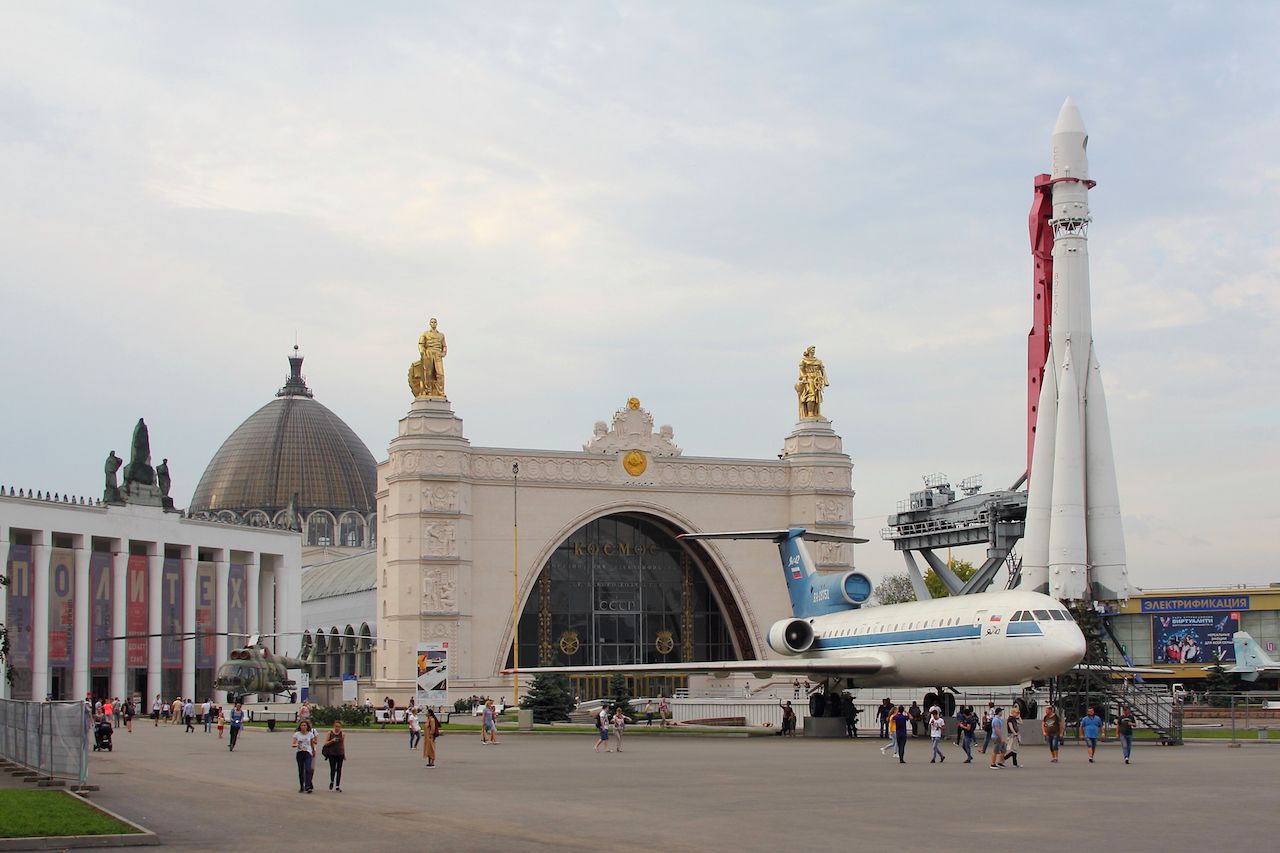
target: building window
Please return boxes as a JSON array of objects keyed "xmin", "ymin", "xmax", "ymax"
[
  {"xmin": 307, "ymin": 512, "xmax": 335, "ymax": 547},
  {"xmin": 338, "ymin": 513, "xmax": 365, "ymax": 547}
]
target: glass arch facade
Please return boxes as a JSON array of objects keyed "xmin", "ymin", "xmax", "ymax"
[{"xmin": 506, "ymin": 514, "xmax": 745, "ymax": 678}]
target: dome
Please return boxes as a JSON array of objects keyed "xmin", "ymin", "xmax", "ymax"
[{"xmin": 190, "ymin": 351, "xmax": 377, "ymax": 525}]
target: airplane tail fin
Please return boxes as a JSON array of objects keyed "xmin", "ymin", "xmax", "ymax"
[
  {"xmin": 679, "ymin": 527, "xmax": 869, "ymax": 619},
  {"xmin": 1229, "ymin": 631, "xmax": 1276, "ymax": 682}
]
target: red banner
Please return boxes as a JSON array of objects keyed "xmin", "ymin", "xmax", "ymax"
[
  {"xmin": 196, "ymin": 562, "xmax": 216, "ymax": 667},
  {"xmin": 127, "ymin": 555, "xmax": 148, "ymax": 667},
  {"xmin": 48, "ymin": 548, "xmax": 75, "ymax": 665}
]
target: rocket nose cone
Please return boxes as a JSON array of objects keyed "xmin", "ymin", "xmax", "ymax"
[{"xmin": 1054, "ymin": 96, "xmax": 1087, "ymax": 136}]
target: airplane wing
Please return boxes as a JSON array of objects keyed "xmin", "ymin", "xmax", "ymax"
[
  {"xmin": 504, "ymin": 655, "xmax": 890, "ymax": 679},
  {"xmin": 678, "ymin": 530, "xmax": 869, "ymax": 544}
]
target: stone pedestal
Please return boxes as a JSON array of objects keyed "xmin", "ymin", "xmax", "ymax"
[
  {"xmin": 119, "ymin": 482, "xmax": 163, "ymax": 507},
  {"xmin": 781, "ymin": 418, "xmax": 857, "ymax": 570}
]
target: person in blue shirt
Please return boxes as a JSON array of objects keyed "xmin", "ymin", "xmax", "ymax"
[
  {"xmin": 891, "ymin": 706, "xmax": 910, "ymax": 763},
  {"xmin": 988, "ymin": 708, "xmax": 1006, "ymax": 769},
  {"xmin": 1079, "ymin": 706, "xmax": 1104, "ymax": 762},
  {"xmin": 228, "ymin": 703, "xmax": 244, "ymax": 752}
]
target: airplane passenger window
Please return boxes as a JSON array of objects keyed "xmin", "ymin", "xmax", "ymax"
[{"xmin": 1033, "ymin": 609, "xmax": 1051, "ymax": 620}]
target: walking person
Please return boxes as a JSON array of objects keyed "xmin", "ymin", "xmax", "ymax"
[
  {"xmin": 1002, "ymin": 707, "xmax": 1022, "ymax": 767},
  {"xmin": 202, "ymin": 699, "xmax": 213, "ymax": 733},
  {"xmin": 644, "ymin": 700, "xmax": 655, "ymax": 726},
  {"xmin": 1080, "ymin": 706, "xmax": 1104, "ymax": 763},
  {"xmin": 152, "ymin": 694, "xmax": 162, "ymax": 726},
  {"xmin": 988, "ymin": 707, "xmax": 1006, "ymax": 769},
  {"xmin": 1116, "ymin": 706, "xmax": 1135, "ymax": 764},
  {"xmin": 1042, "ymin": 704, "xmax": 1063, "ymax": 763},
  {"xmin": 877, "ymin": 698, "xmax": 893, "ymax": 739},
  {"xmin": 593, "ymin": 705, "xmax": 611, "ymax": 753},
  {"xmin": 102, "ymin": 697, "xmax": 114, "ymax": 730},
  {"xmin": 780, "ymin": 700, "xmax": 797, "ymax": 737},
  {"xmin": 123, "ymin": 698, "xmax": 134, "ymax": 733},
  {"xmin": 170, "ymin": 697, "xmax": 182, "ymax": 725},
  {"xmin": 959, "ymin": 706, "xmax": 977, "ymax": 762},
  {"xmin": 323, "ymin": 721, "xmax": 345, "ymax": 792},
  {"xmin": 292, "ymin": 720, "xmax": 318, "ymax": 793},
  {"xmin": 892, "ymin": 705, "xmax": 910, "ymax": 763},
  {"xmin": 908, "ymin": 701, "xmax": 922, "ymax": 737},
  {"xmin": 658, "ymin": 696, "xmax": 670, "ymax": 728},
  {"xmin": 422, "ymin": 708, "xmax": 441, "ymax": 767},
  {"xmin": 980, "ymin": 702, "xmax": 994, "ymax": 753},
  {"xmin": 928, "ymin": 707, "xmax": 947, "ymax": 763},
  {"xmin": 228, "ymin": 703, "xmax": 244, "ymax": 752},
  {"xmin": 482, "ymin": 699, "xmax": 499, "ymax": 744},
  {"xmin": 880, "ymin": 707, "xmax": 898, "ymax": 756},
  {"xmin": 215, "ymin": 705, "xmax": 225, "ymax": 739},
  {"xmin": 408, "ymin": 710, "xmax": 422, "ymax": 750},
  {"xmin": 611, "ymin": 706, "xmax": 633, "ymax": 752},
  {"xmin": 183, "ymin": 699, "xmax": 195, "ymax": 733}
]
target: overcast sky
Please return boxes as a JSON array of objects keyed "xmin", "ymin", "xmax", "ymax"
[{"xmin": 2, "ymin": 2, "xmax": 1277, "ymax": 589}]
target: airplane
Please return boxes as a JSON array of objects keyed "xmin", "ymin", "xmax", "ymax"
[
  {"xmin": 1207, "ymin": 632, "xmax": 1280, "ymax": 683},
  {"xmin": 506, "ymin": 528, "xmax": 1087, "ymax": 713}
]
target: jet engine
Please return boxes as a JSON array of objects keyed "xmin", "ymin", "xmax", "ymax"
[
  {"xmin": 767, "ymin": 618, "xmax": 816, "ymax": 655},
  {"xmin": 836, "ymin": 571, "xmax": 873, "ymax": 606}
]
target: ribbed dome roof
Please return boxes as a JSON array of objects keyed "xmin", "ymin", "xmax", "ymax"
[{"xmin": 189, "ymin": 351, "xmax": 377, "ymax": 517}]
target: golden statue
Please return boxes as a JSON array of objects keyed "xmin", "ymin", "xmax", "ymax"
[
  {"xmin": 795, "ymin": 345, "xmax": 828, "ymax": 420},
  {"xmin": 408, "ymin": 317, "xmax": 448, "ymax": 399}
]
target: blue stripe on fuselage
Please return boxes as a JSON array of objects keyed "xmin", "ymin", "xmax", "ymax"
[{"xmin": 813, "ymin": 623, "xmax": 981, "ymax": 651}]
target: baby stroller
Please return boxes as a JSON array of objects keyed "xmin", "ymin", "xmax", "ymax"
[{"xmin": 93, "ymin": 717, "xmax": 114, "ymax": 752}]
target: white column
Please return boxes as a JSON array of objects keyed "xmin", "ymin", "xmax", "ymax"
[
  {"xmin": 246, "ymin": 557, "xmax": 261, "ymax": 641},
  {"xmin": 32, "ymin": 538, "xmax": 49, "ymax": 700},
  {"xmin": 72, "ymin": 546, "xmax": 91, "ymax": 702},
  {"xmin": 110, "ymin": 550, "xmax": 127, "ymax": 701},
  {"xmin": 146, "ymin": 551, "xmax": 163, "ymax": 703},
  {"xmin": 181, "ymin": 553, "xmax": 197, "ymax": 701},
  {"xmin": 0, "ymin": 534, "xmax": 9, "ymax": 701},
  {"xmin": 277, "ymin": 551, "xmax": 302, "ymax": 657},
  {"xmin": 214, "ymin": 556, "xmax": 229, "ymax": 703},
  {"xmin": 258, "ymin": 560, "xmax": 274, "ymax": 637}
]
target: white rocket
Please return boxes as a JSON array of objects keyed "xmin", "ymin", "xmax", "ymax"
[{"xmin": 1020, "ymin": 98, "xmax": 1130, "ymax": 602}]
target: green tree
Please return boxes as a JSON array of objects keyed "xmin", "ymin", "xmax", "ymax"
[
  {"xmin": 606, "ymin": 672, "xmax": 636, "ymax": 719},
  {"xmin": 872, "ymin": 572, "xmax": 916, "ymax": 605},
  {"xmin": 924, "ymin": 559, "xmax": 977, "ymax": 599},
  {"xmin": 519, "ymin": 673, "xmax": 575, "ymax": 723},
  {"xmin": 1203, "ymin": 666, "xmax": 1239, "ymax": 708}
]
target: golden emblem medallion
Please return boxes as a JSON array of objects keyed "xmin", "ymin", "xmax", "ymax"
[
  {"xmin": 655, "ymin": 630, "xmax": 675, "ymax": 655},
  {"xmin": 622, "ymin": 449, "xmax": 647, "ymax": 476},
  {"xmin": 627, "ymin": 397, "xmax": 640, "ymax": 410},
  {"xmin": 559, "ymin": 630, "xmax": 581, "ymax": 656}
]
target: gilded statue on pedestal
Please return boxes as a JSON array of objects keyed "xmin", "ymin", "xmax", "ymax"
[
  {"xmin": 795, "ymin": 345, "xmax": 829, "ymax": 420},
  {"xmin": 408, "ymin": 317, "xmax": 448, "ymax": 399}
]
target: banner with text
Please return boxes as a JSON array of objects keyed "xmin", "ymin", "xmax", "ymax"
[
  {"xmin": 90, "ymin": 553, "xmax": 112, "ymax": 668},
  {"xmin": 126, "ymin": 555, "xmax": 148, "ymax": 667},
  {"xmin": 196, "ymin": 562, "xmax": 215, "ymax": 668},
  {"xmin": 227, "ymin": 563, "xmax": 248, "ymax": 644},
  {"xmin": 415, "ymin": 642, "xmax": 449, "ymax": 707},
  {"xmin": 47, "ymin": 548, "xmax": 75, "ymax": 667},
  {"xmin": 1152, "ymin": 611, "xmax": 1240, "ymax": 665},
  {"xmin": 161, "ymin": 558, "xmax": 182, "ymax": 669},
  {"xmin": 5, "ymin": 545, "xmax": 33, "ymax": 668}
]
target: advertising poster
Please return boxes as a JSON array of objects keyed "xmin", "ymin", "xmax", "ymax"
[
  {"xmin": 90, "ymin": 552, "xmax": 112, "ymax": 668},
  {"xmin": 5, "ymin": 544, "xmax": 32, "ymax": 668},
  {"xmin": 48, "ymin": 548, "xmax": 75, "ymax": 666},
  {"xmin": 161, "ymin": 558, "xmax": 183, "ymax": 669},
  {"xmin": 196, "ymin": 561, "xmax": 215, "ymax": 668},
  {"xmin": 415, "ymin": 642, "xmax": 449, "ymax": 707},
  {"xmin": 227, "ymin": 563, "xmax": 248, "ymax": 644},
  {"xmin": 126, "ymin": 555, "xmax": 148, "ymax": 667},
  {"xmin": 1152, "ymin": 611, "xmax": 1240, "ymax": 665}
]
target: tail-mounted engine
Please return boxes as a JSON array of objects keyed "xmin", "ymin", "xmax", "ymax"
[{"xmin": 768, "ymin": 618, "xmax": 816, "ymax": 655}]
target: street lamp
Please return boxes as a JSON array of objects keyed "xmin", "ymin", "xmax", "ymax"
[{"xmin": 512, "ymin": 461, "xmax": 519, "ymax": 703}]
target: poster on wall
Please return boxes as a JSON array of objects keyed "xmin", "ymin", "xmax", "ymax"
[
  {"xmin": 1152, "ymin": 611, "xmax": 1240, "ymax": 665},
  {"xmin": 161, "ymin": 558, "xmax": 183, "ymax": 669},
  {"xmin": 126, "ymin": 555, "xmax": 148, "ymax": 667},
  {"xmin": 196, "ymin": 562, "xmax": 215, "ymax": 668},
  {"xmin": 90, "ymin": 552, "xmax": 112, "ymax": 668},
  {"xmin": 5, "ymin": 544, "xmax": 32, "ymax": 668},
  {"xmin": 415, "ymin": 642, "xmax": 449, "ymax": 708},
  {"xmin": 227, "ymin": 563, "xmax": 248, "ymax": 645},
  {"xmin": 48, "ymin": 548, "xmax": 75, "ymax": 667}
]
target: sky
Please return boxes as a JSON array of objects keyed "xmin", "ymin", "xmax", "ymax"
[{"xmin": 1, "ymin": 2, "xmax": 1277, "ymax": 589}]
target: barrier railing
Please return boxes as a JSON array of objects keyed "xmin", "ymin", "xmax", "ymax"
[{"xmin": 0, "ymin": 699, "xmax": 90, "ymax": 784}]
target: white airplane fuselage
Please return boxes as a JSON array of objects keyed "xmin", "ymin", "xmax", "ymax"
[{"xmin": 792, "ymin": 589, "xmax": 1087, "ymax": 687}]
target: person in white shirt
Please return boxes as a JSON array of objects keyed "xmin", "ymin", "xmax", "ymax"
[
  {"xmin": 201, "ymin": 700, "xmax": 213, "ymax": 732},
  {"xmin": 928, "ymin": 708, "xmax": 947, "ymax": 763},
  {"xmin": 291, "ymin": 720, "xmax": 318, "ymax": 793}
]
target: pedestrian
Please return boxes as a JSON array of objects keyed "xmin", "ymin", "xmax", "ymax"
[
  {"xmin": 152, "ymin": 694, "xmax": 162, "ymax": 726},
  {"xmin": 780, "ymin": 700, "xmax": 796, "ymax": 737},
  {"xmin": 843, "ymin": 699, "xmax": 860, "ymax": 738},
  {"xmin": 877, "ymin": 698, "xmax": 893, "ymax": 739},
  {"xmin": 658, "ymin": 696, "xmax": 670, "ymax": 728},
  {"xmin": 959, "ymin": 706, "xmax": 976, "ymax": 762},
  {"xmin": 103, "ymin": 697, "xmax": 114, "ymax": 730},
  {"xmin": 928, "ymin": 707, "xmax": 947, "ymax": 763},
  {"xmin": 988, "ymin": 707, "xmax": 1006, "ymax": 769},
  {"xmin": 793, "ymin": 679, "xmax": 802, "ymax": 700},
  {"xmin": 1042, "ymin": 704, "xmax": 1063, "ymax": 763},
  {"xmin": 123, "ymin": 698, "xmax": 134, "ymax": 733},
  {"xmin": 215, "ymin": 705, "xmax": 225, "ymax": 739},
  {"xmin": 171, "ymin": 696, "xmax": 182, "ymax": 725},
  {"xmin": 611, "ymin": 706, "xmax": 633, "ymax": 752},
  {"xmin": 228, "ymin": 703, "xmax": 244, "ymax": 751},
  {"xmin": 422, "ymin": 708, "xmax": 441, "ymax": 767},
  {"xmin": 183, "ymin": 698, "xmax": 195, "ymax": 732},
  {"xmin": 892, "ymin": 705, "xmax": 910, "ymax": 763},
  {"xmin": 298, "ymin": 700, "xmax": 312, "ymax": 728},
  {"xmin": 1115, "ymin": 706, "xmax": 1135, "ymax": 765},
  {"xmin": 980, "ymin": 702, "xmax": 994, "ymax": 753},
  {"xmin": 1079, "ymin": 706, "xmax": 1104, "ymax": 763},
  {"xmin": 292, "ymin": 720, "xmax": 317, "ymax": 793},
  {"xmin": 593, "ymin": 704, "xmax": 611, "ymax": 753},
  {"xmin": 1002, "ymin": 707, "xmax": 1022, "ymax": 767},
  {"xmin": 482, "ymin": 699, "xmax": 498, "ymax": 744},
  {"xmin": 202, "ymin": 699, "xmax": 213, "ymax": 733},
  {"xmin": 644, "ymin": 700, "xmax": 655, "ymax": 726},
  {"xmin": 908, "ymin": 700, "xmax": 922, "ymax": 737},
  {"xmin": 323, "ymin": 721, "xmax": 346, "ymax": 792},
  {"xmin": 953, "ymin": 703, "xmax": 965, "ymax": 745},
  {"xmin": 408, "ymin": 709, "xmax": 422, "ymax": 750}
]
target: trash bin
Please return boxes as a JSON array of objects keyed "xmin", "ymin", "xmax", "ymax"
[{"xmin": 267, "ymin": 719, "xmax": 276, "ymax": 732}]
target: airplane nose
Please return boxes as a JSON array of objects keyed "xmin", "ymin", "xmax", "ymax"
[{"xmin": 1059, "ymin": 625, "xmax": 1087, "ymax": 670}]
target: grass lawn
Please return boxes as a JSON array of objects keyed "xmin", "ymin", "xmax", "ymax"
[
  {"xmin": 1133, "ymin": 728, "xmax": 1280, "ymax": 741},
  {"xmin": 0, "ymin": 790, "xmax": 139, "ymax": 838}
]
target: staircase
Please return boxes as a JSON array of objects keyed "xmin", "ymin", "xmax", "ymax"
[{"xmin": 1096, "ymin": 675, "xmax": 1183, "ymax": 744}]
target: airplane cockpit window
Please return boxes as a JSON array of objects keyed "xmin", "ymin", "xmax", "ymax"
[
  {"xmin": 1010, "ymin": 611, "xmax": 1024, "ymax": 621},
  {"xmin": 1033, "ymin": 609, "xmax": 1051, "ymax": 621},
  {"xmin": 1049, "ymin": 610, "xmax": 1067, "ymax": 620},
  {"xmin": 1061, "ymin": 610, "xmax": 1075, "ymax": 621}
]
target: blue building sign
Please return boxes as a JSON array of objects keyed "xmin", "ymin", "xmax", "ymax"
[{"xmin": 1141, "ymin": 595, "xmax": 1250, "ymax": 614}]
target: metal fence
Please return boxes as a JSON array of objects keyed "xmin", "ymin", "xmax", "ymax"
[{"xmin": 0, "ymin": 699, "xmax": 90, "ymax": 783}]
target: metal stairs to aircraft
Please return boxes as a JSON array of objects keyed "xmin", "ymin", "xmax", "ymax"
[{"xmin": 1096, "ymin": 676, "xmax": 1183, "ymax": 745}]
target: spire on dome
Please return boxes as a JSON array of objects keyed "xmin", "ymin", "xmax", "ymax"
[{"xmin": 277, "ymin": 345, "xmax": 314, "ymax": 398}]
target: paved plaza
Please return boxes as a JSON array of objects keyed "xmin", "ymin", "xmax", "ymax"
[{"xmin": 71, "ymin": 724, "xmax": 1279, "ymax": 852}]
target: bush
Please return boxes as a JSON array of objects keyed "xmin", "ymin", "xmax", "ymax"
[
  {"xmin": 454, "ymin": 698, "xmax": 471, "ymax": 713},
  {"xmin": 520, "ymin": 673, "xmax": 574, "ymax": 723},
  {"xmin": 309, "ymin": 705, "xmax": 375, "ymax": 727}
]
